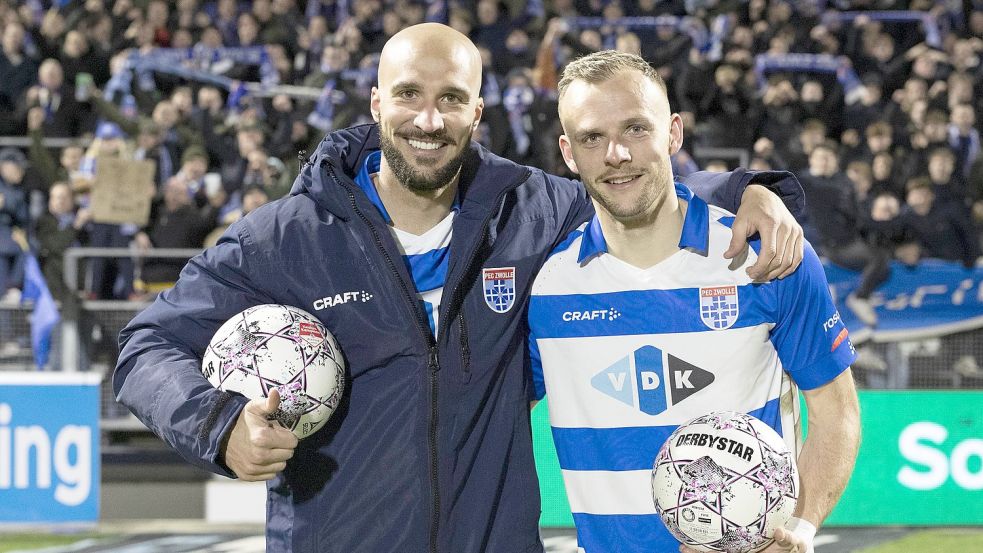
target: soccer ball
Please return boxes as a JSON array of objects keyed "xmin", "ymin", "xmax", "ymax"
[
  {"xmin": 651, "ymin": 411, "xmax": 798, "ymax": 553},
  {"xmin": 201, "ymin": 304, "xmax": 345, "ymax": 439}
]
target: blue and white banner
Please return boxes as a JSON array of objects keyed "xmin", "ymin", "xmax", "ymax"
[
  {"xmin": 821, "ymin": 10, "xmax": 941, "ymax": 48},
  {"xmin": 754, "ymin": 54, "xmax": 862, "ymax": 98},
  {"xmin": 825, "ymin": 260, "xmax": 983, "ymax": 343},
  {"xmin": 566, "ymin": 16, "xmax": 710, "ymax": 52},
  {"xmin": 0, "ymin": 373, "xmax": 100, "ymax": 523}
]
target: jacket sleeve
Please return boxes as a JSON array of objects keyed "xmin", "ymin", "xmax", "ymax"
[
  {"xmin": 681, "ymin": 168, "xmax": 806, "ymax": 221},
  {"xmin": 113, "ymin": 222, "xmax": 277, "ymax": 477},
  {"xmin": 544, "ymin": 172, "xmax": 594, "ymax": 249}
]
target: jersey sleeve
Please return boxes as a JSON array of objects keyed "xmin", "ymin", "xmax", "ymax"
[{"xmin": 769, "ymin": 240, "xmax": 857, "ymax": 390}]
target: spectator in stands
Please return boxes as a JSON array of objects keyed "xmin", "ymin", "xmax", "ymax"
[
  {"xmin": 59, "ymin": 29, "xmax": 110, "ymax": 87},
  {"xmin": 750, "ymin": 137, "xmax": 787, "ymax": 172},
  {"xmin": 218, "ymin": 123, "xmax": 264, "ymax": 197},
  {"xmin": 904, "ymin": 109, "xmax": 956, "ymax": 182},
  {"xmin": 949, "ymin": 103, "xmax": 980, "ymax": 180},
  {"xmin": 242, "ymin": 149, "xmax": 272, "ymax": 189},
  {"xmin": 301, "ymin": 45, "xmax": 363, "ymax": 131},
  {"xmin": 134, "ymin": 176, "xmax": 219, "ymax": 296},
  {"xmin": 213, "ymin": 0, "xmax": 240, "ymax": 45},
  {"xmin": 37, "ymin": 182, "xmax": 90, "ymax": 304},
  {"xmin": 175, "ymin": 146, "xmax": 210, "ymax": 203},
  {"xmin": 296, "ymin": 14, "xmax": 329, "ymax": 74},
  {"xmin": 134, "ymin": 120, "xmax": 177, "ymax": 189},
  {"xmin": 783, "ymin": 119, "xmax": 827, "ymax": 172},
  {"xmin": 0, "ymin": 148, "xmax": 30, "ymax": 304},
  {"xmin": 861, "ymin": 119, "xmax": 891, "ymax": 155},
  {"xmin": 501, "ymin": 68, "xmax": 552, "ymax": 167},
  {"xmin": 188, "ymin": 86, "xmax": 229, "ymax": 162},
  {"xmin": 472, "ymin": 0, "xmax": 510, "ymax": 55},
  {"xmin": 970, "ymin": 154, "xmax": 983, "ymax": 233},
  {"xmin": 252, "ymin": 0, "xmax": 293, "ymax": 47},
  {"xmin": 17, "ymin": 59, "xmax": 94, "ymax": 138},
  {"xmin": 926, "ymin": 147, "xmax": 965, "ymax": 204},
  {"xmin": 699, "ymin": 63, "xmax": 755, "ymax": 149},
  {"xmin": 32, "ymin": 9, "xmax": 66, "ymax": 62},
  {"xmin": 846, "ymin": 160, "xmax": 874, "ymax": 210},
  {"xmin": 844, "ymin": 73, "xmax": 887, "ymax": 133},
  {"xmin": 863, "ymin": 191, "xmax": 908, "ymax": 253},
  {"xmin": 0, "ymin": 22, "xmax": 36, "ymax": 135},
  {"xmin": 946, "ymin": 72, "xmax": 977, "ymax": 114},
  {"xmin": 78, "ymin": 122, "xmax": 138, "ymax": 300},
  {"xmin": 902, "ymin": 178, "xmax": 980, "ymax": 268},
  {"xmin": 800, "ymin": 79, "xmax": 842, "ymax": 137},
  {"xmin": 26, "ymin": 107, "xmax": 84, "ymax": 193},
  {"xmin": 204, "ymin": 183, "xmax": 269, "ymax": 247},
  {"xmin": 871, "ymin": 151, "xmax": 898, "ymax": 198},
  {"xmin": 145, "ymin": 0, "xmax": 172, "ymax": 47},
  {"xmin": 798, "ymin": 141, "xmax": 888, "ymax": 326}
]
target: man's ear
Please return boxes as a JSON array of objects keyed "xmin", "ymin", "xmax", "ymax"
[
  {"xmin": 558, "ymin": 134, "xmax": 579, "ymax": 174},
  {"xmin": 668, "ymin": 113, "xmax": 684, "ymax": 155},
  {"xmin": 473, "ymin": 96, "xmax": 484, "ymax": 129},
  {"xmin": 370, "ymin": 87, "xmax": 381, "ymax": 122}
]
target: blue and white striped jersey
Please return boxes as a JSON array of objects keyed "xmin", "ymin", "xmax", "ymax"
[
  {"xmin": 356, "ymin": 151, "xmax": 454, "ymax": 335},
  {"xmin": 528, "ymin": 183, "xmax": 855, "ymax": 553}
]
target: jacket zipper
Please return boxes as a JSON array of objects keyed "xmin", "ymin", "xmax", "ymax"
[
  {"xmin": 458, "ymin": 314, "xmax": 471, "ymax": 382},
  {"xmin": 329, "ymin": 161, "xmax": 530, "ymax": 553},
  {"xmin": 329, "ymin": 164, "xmax": 442, "ymax": 553},
  {"xmin": 422, "ymin": 168, "xmax": 530, "ymax": 550}
]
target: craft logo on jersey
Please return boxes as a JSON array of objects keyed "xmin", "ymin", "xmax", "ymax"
[
  {"xmin": 590, "ymin": 345, "xmax": 715, "ymax": 415},
  {"xmin": 483, "ymin": 267, "xmax": 516, "ymax": 313},
  {"xmin": 699, "ymin": 285, "xmax": 739, "ymax": 330}
]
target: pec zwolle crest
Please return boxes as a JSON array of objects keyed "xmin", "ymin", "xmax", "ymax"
[
  {"xmin": 483, "ymin": 267, "xmax": 516, "ymax": 313},
  {"xmin": 699, "ymin": 285, "xmax": 739, "ymax": 330}
]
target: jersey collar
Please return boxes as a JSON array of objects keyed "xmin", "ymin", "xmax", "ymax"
[
  {"xmin": 577, "ymin": 182, "xmax": 710, "ymax": 263},
  {"xmin": 354, "ymin": 150, "xmax": 461, "ymax": 225}
]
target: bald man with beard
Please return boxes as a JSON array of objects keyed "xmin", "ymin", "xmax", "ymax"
[{"xmin": 114, "ymin": 24, "xmax": 806, "ymax": 553}]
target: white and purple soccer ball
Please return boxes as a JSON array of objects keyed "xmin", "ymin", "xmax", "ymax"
[
  {"xmin": 652, "ymin": 411, "xmax": 799, "ymax": 553},
  {"xmin": 201, "ymin": 304, "xmax": 345, "ymax": 439}
]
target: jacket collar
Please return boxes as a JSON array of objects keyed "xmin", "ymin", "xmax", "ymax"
[
  {"xmin": 577, "ymin": 182, "xmax": 710, "ymax": 263},
  {"xmin": 291, "ymin": 124, "xmax": 531, "ymax": 222}
]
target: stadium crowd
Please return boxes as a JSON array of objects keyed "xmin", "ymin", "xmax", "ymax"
[{"xmin": 0, "ymin": 0, "xmax": 980, "ymax": 327}]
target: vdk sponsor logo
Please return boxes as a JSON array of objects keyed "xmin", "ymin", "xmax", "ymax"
[{"xmin": 590, "ymin": 345, "xmax": 715, "ymax": 415}]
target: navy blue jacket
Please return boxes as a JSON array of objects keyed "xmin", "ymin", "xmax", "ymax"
[{"xmin": 114, "ymin": 124, "xmax": 803, "ymax": 553}]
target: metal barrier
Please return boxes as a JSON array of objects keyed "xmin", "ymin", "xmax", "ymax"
[
  {"xmin": 61, "ymin": 247, "xmax": 202, "ymax": 373},
  {"xmin": 0, "ymin": 136, "xmax": 91, "ymax": 148}
]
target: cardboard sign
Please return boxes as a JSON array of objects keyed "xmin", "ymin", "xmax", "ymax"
[{"xmin": 91, "ymin": 155, "xmax": 155, "ymax": 226}]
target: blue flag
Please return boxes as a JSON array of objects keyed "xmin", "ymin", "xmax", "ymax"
[{"xmin": 21, "ymin": 254, "xmax": 60, "ymax": 369}]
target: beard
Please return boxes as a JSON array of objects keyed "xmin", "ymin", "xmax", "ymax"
[
  {"xmin": 379, "ymin": 124, "xmax": 472, "ymax": 192},
  {"xmin": 587, "ymin": 157, "xmax": 674, "ymax": 223}
]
